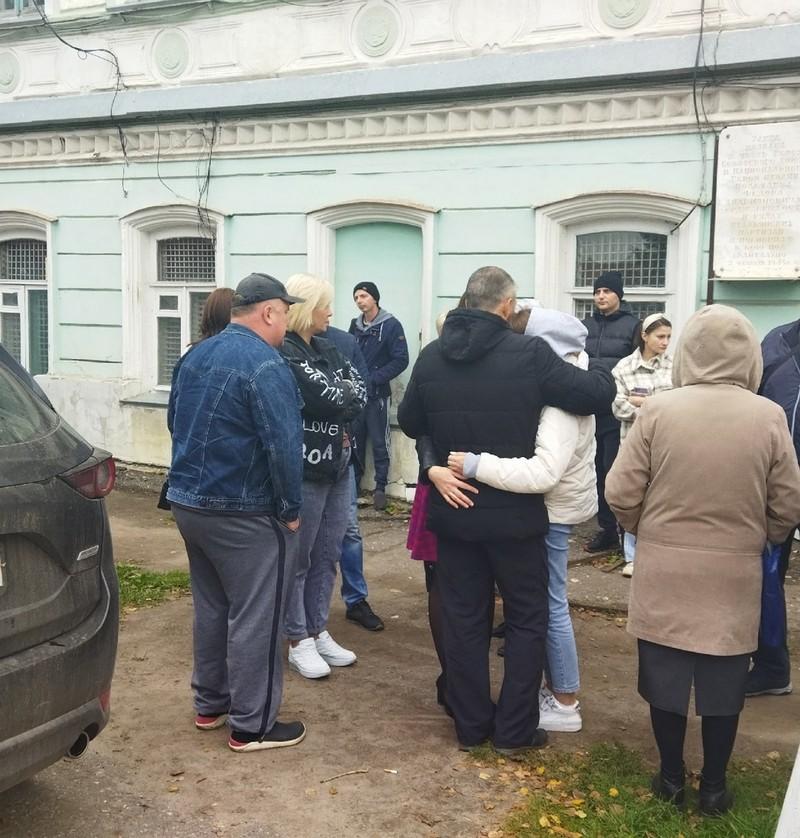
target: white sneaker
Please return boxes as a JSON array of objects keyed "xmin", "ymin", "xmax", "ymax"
[
  {"xmin": 539, "ymin": 692, "xmax": 582, "ymax": 732},
  {"xmin": 622, "ymin": 563, "xmax": 634, "ymax": 578},
  {"xmin": 314, "ymin": 631, "xmax": 357, "ymax": 667},
  {"xmin": 288, "ymin": 638, "xmax": 331, "ymax": 679}
]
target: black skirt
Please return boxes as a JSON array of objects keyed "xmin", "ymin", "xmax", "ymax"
[{"xmin": 637, "ymin": 639, "xmax": 750, "ymax": 717}]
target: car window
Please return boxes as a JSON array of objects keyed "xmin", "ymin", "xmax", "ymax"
[{"xmin": 0, "ymin": 364, "xmax": 59, "ymax": 445}]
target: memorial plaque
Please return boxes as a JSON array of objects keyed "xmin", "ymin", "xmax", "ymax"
[{"xmin": 713, "ymin": 121, "xmax": 800, "ymax": 279}]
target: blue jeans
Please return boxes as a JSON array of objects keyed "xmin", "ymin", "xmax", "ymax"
[
  {"xmin": 340, "ymin": 467, "xmax": 369, "ymax": 608},
  {"xmin": 544, "ymin": 523, "xmax": 580, "ymax": 694},
  {"xmin": 623, "ymin": 531, "xmax": 636, "ymax": 564}
]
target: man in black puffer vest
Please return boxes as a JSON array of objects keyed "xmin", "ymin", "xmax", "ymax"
[
  {"xmin": 398, "ymin": 266, "xmax": 614, "ymax": 755},
  {"xmin": 582, "ymin": 271, "xmax": 641, "ymax": 553}
]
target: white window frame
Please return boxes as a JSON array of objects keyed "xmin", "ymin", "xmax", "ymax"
[
  {"xmin": 0, "ymin": 211, "xmax": 54, "ymax": 376},
  {"xmin": 0, "ymin": 0, "xmax": 35, "ymax": 19},
  {"xmin": 534, "ymin": 192, "xmax": 701, "ymax": 333},
  {"xmin": 306, "ymin": 199, "xmax": 437, "ymax": 346},
  {"xmin": 120, "ymin": 205, "xmax": 225, "ymax": 390}
]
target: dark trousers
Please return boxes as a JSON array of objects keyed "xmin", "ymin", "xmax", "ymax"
[
  {"xmin": 752, "ymin": 528, "xmax": 795, "ymax": 682},
  {"xmin": 595, "ymin": 427, "xmax": 621, "ymax": 533},
  {"xmin": 436, "ymin": 534, "xmax": 549, "ymax": 749},
  {"xmin": 352, "ymin": 396, "xmax": 390, "ymax": 491}
]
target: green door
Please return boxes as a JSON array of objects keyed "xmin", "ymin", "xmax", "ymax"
[{"xmin": 333, "ymin": 221, "xmax": 422, "ymax": 397}]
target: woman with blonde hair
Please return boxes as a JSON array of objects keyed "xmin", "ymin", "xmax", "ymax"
[
  {"xmin": 606, "ymin": 305, "xmax": 800, "ymax": 815},
  {"xmin": 280, "ymin": 273, "xmax": 367, "ymax": 679}
]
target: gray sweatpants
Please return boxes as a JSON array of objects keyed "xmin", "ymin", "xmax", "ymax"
[
  {"xmin": 284, "ymin": 467, "xmax": 351, "ymax": 640},
  {"xmin": 172, "ymin": 506, "xmax": 298, "ymax": 736}
]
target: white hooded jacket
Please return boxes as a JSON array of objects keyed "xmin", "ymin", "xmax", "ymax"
[{"xmin": 473, "ymin": 309, "xmax": 598, "ymax": 525}]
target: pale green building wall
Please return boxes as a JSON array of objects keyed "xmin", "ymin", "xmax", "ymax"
[{"xmin": 2, "ymin": 130, "xmax": 798, "ymax": 483}]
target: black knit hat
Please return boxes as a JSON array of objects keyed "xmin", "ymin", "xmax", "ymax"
[
  {"xmin": 593, "ymin": 270, "xmax": 624, "ymax": 300},
  {"xmin": 353, "ymin": 281, "xmax": 380, "ymax": 305}
]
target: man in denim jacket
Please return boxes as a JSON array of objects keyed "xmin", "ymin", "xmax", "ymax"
[{"xmin": 167, "ymin": 273, "xmax": 306, "ymax": 753}]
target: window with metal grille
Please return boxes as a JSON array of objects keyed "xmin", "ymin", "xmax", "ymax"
[
  {"xmin": 153, "ymin": 237, "xmax": 216, "ymax": 386},
  {"xmin": 0, "ymin": 238, "xmax": 48, "ymax": 376},
  {"xmin": 575, "ymin": 232, "xmax": 667, "ymax": 289},
  {"xmin": 158, "ymin": 238, "xmax": 216, "ymax": 284}
]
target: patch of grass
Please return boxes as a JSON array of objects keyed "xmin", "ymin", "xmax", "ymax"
[
  {"xmin": 473, "ymin": 742, "xmax": 791, "ymax": 838},
  {"xmin": 117, "ymin": 564, "xmax": 191, "ymax": 609}
]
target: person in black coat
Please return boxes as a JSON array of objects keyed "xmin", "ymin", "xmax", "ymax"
[
  {"xmin": 324, "ymin": 325, "xmax": 385, "ymax": 632},
  {"xmin": 582, "ymin": 270, "xmax": 641, "ymax": 553},
  {"xmin": 398, "ymin": 266, "xmax": 614, "ymax": 755},
  {"xmin": 746, "ymin": 317, "xmax": 800, "ymax": 697}
]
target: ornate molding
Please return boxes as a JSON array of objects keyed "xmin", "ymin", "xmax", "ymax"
[
  {"xmin": 0, "ymin": 51, "xmax": 20, "ymax": 94},
  {"xmin": 153, "ymin": 28, "xmax": 191, "ymax": 79},
  {"xmin": 353, "ymin": 2, "xmax": 402, "ymax": 58},
  {"xmin": 598, "ymin": 0, "xmax": 651, "ymax": 29},
  {"xmin": 1, "ymin": 81, "xmax": 800, "ymax": 166}
]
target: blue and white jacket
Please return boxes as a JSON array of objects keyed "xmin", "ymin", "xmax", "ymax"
[
  {"xmin": 761, "ymin": 318, "xmax": 800, "ymax": 464},
  {"xmin": 349, "ymin": 309, "xmax": 409, "ymax": 399}
]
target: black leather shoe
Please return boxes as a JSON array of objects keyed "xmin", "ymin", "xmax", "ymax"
[
  {"xmin": 584, "ymin": 529, "xmax": 619, "ymax": 553},
  {"xmin": 699, "ymin": 785, "xmax": 734, "ymax": 816},
  {"xmin": 651, "ymin": 772, "xmax": 685, "ymax": 806},
  {"xmin": 493, "ymin": 728, "xmax": 548, "ymax": 758},
  {"xmin": 373, "ymin": 489, "xmax": 387, "ymax": 511},
  {"xmin": 346, "ymin": 599, "xmax": 384, "ymax": 631}
]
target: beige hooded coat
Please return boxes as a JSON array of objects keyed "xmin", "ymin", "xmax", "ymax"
[{"xmin": 605, "ymin": 305, "xmax": 800, "ymax": 656}]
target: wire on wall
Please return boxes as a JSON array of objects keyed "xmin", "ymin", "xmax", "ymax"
[{"xmin": 30, "ymin": 0, "xmax": 131, "ymax": 196}]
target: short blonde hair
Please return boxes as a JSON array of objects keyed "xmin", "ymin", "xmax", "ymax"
[{"xmin": 285, "ymin": 273, "xmax": 334, "ymax": 334}]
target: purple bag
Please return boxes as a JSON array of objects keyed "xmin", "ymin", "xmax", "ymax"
[{"xmin": 406, "ymin": 482, "xmax": 438, "ymax": 563}]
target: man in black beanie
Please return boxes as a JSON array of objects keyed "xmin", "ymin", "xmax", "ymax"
[
  {"xmin": 349, "ymin": 281, "xmax": 409, "ymax": 510},
  {"xmin": 582, "ymin": 270, "xmax": 641, "ymax": 553}
]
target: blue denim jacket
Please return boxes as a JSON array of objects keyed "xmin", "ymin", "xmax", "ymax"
[{"xmin": 166, "ymin": 323, "xmax": 304, "ymax": 520}]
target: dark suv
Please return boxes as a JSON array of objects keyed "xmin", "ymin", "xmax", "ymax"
[{"xmin": 0, "ymin": 345, "xmax": 119, "ymax": 794}]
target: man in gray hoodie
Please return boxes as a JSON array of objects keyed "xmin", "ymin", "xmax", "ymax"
[{"xmin": 349, "ymin": 282, "xmax": 409, "ymax": 510}]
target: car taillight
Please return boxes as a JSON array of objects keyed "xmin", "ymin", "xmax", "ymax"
[
  {"xmin": 99, "ymin": 688, "xmax": 111, "ymax": 715},
  {"xmin": 62, "ymin": 458, "xmax": 116, "ymax": 498}
]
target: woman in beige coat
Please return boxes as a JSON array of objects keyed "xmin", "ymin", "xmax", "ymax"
[{"xmin": 606, "ymin": 305, "xmax": 800, "ymax": 816}]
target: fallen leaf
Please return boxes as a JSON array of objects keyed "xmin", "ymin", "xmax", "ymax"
[
  {"xmin": 383, "ymin": 769, "xmax": 398, "ymax": 775},
  {"xmin": 518, "ymin": 787, "xmax": 529, "ymax": 796},
  {"xmin": 169, "ymin": 770, "xmax": 184, "ymax": 777},
  {"xmin": 536, "ymin": 766, "xmax": 546, "ymax": 775},
  {"xmin": 167, "ymin": 785, "xmax": 179, "ymax": 793},
  {"xmin": 546, "ymin": 779, "xmax": 562, "ymax": 790},
  {"xmin": 329, "ymin": 786, "xmax": 338, "ymax": 796},
  {"xmin": 479, "ymin": 772, "xmax": 491, "ymax": 780},
  {"xmin": 574, "ymin": 810, "xmax": 587, "ymax": 819},
  {"xmin": 539, "ymin": 815, "xmax": 551, "ymax": 828},
  {"xmin": 767, "ymin": 751, "xmax": 781, "ymax": 761},
  {"xmin": 483, "ymin": 802, "xmax": 496, "ymax": 811},
  {"xmin": 608, "ymin": 787, "xmax": 620, "ymax": 797}
]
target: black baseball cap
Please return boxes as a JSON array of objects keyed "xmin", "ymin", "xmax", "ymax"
[{"xmin": 232, "ymin": 273, "xmax": 304, "ymax": 306}]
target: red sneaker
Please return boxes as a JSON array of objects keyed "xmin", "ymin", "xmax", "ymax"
[{"xmin": 195, "ymin": 713, "xmax": 227, "ymax": 730}]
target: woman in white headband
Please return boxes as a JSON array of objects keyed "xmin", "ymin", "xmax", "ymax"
[{"xmin": 611, "ymin": 312, "xmax": 674, "ymax": 576}]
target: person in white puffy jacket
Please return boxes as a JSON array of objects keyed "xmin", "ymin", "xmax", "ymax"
[{"xmin": 448, "ymin": 307, "xmax": 597, "ymax": 733}]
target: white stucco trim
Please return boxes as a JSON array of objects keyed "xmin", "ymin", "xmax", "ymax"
[
  {"xmin": 0, "ymin": 210, "xmax": 54, "ymax": 374},
  {"xmin": 1, "ymin": 80, "xmax": 799, "ymax": 165},
  {"xmin": 120, "ymin": 203, "xmax": 225, "ymax": 386},
  {"xmin": 307, "ymin": 199, "xmax": 438, "ymax": 344},
  {"xmin": 533, "ymin": 191, "xmax": 702, "ymax": 331}
]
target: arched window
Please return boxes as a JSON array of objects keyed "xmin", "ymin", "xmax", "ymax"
[
  {"xmin": 0, "ymin": 212, "xmax": 52, "ymax": 375},
  {"xmin": 534, "ymin": 192, "xmax": 702, "ymax": 330},
  {"xmin": 121, "ymin": 205, "xmax": 225, "ymax": 389}
]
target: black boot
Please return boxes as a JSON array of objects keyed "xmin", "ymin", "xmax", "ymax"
[
  {"xmin": 699, "ymin": 780, "xmax": 734, "ymax": 816},
  {"xmin": 650, "ymin": 771, "xmax": 685, "ymax": 806}
]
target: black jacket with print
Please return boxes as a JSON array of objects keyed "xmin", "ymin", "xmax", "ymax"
[{"xmin": 280, "ymin": 332, "xmax": 366, "ymax": 482}]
